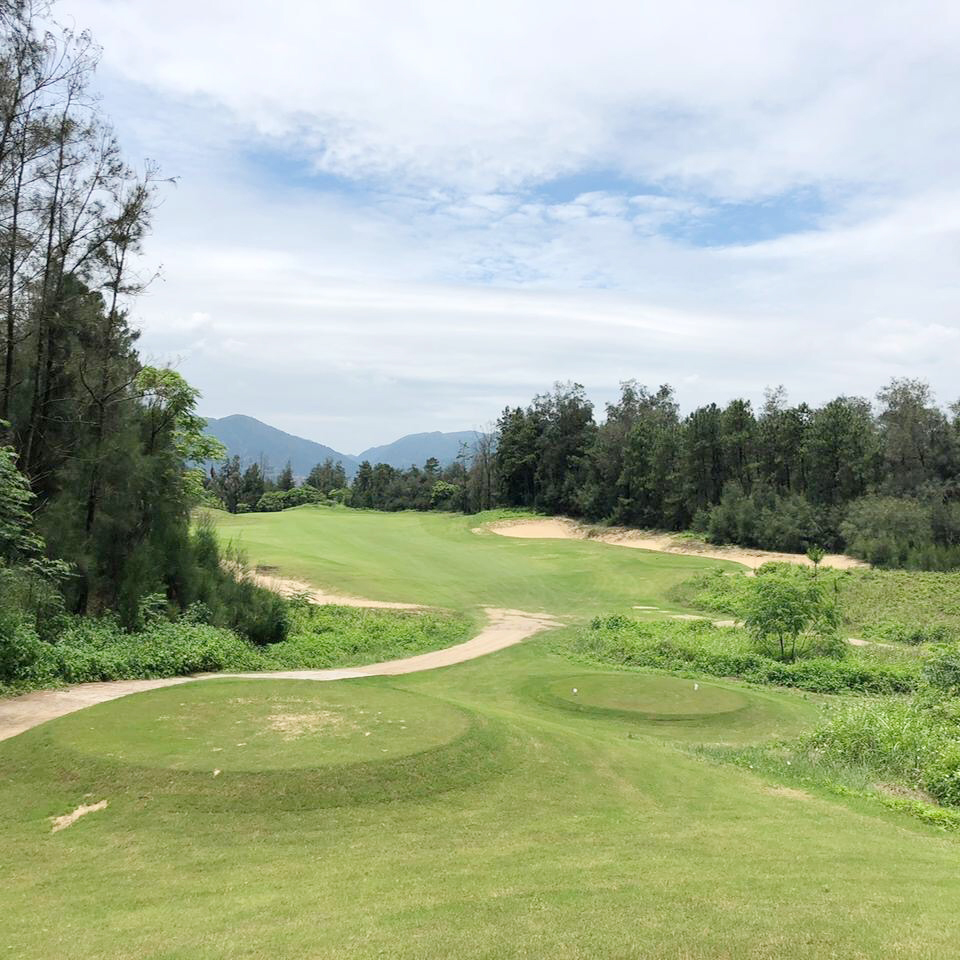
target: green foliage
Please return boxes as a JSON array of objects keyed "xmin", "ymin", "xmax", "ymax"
[
  {"xmin": 41, "ymin": 618, "xmax": 257, "ymax": 684},
  {"xmin": 802, "ymin": 699, "xmax": 943, "ymax": 785},
  {"xmin": 259, "ymin": 601, "xmax": 472, "ymax": 670},
  {"xmin": 687, "ymin": 565, "xmax": 960, "ymax": 647},
  {"xmin": 742, "ymin": 567, "xmax": 840, "ymax": 661},
  {"xmin": 254, "ymin": 485, "xmax": 325, "ymax": 512},
  {"xmin": 923, "ymin": 644, "xmax": 960, "ymax": 698},
  {"xmin": 0, "ymin": 599, "xmax": 472, "ymax": 694},
  {"xmin": 572, "ymin": 617, "xmax": 917, "ymax": 694}
]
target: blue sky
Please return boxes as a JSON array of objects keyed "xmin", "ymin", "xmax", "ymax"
[{"xmin": 61, "ymin": 0, "xmax": 960, "ymax": 451}]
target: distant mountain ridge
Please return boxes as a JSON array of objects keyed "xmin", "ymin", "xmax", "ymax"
[
  {"xmin": 203, "ymin": 415, "xmax": 481, "ymax": 478},
  {"xmin": 357, "ymin": 430, "xmax": 480, "ymax": 470},
  {"xmin": 203, "ymin": 415, "xmax": 357, "ymax": 478}
]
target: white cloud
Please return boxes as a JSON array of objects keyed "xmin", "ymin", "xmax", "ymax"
[{"xmin": 49, "ymin": 0, "xmax": 960, "ymax": 448}]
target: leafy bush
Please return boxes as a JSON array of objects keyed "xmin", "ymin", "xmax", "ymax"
[
  {"xmin": 865, "ymin": 621, "xmax": 956, "ymax": 645},
  {"xmin": 573, "ymin": 617, "xmax": 918, "ymax": 694},
  {"xmin": 0, "ymin": 598, "xmax": 473, "ymax": 694},
  {"xmin": 180, "ymin": 516, "xmax": 290, "ymax": 645},
  {"xmin": 802, "ymin": 699, "xmax": 942, "ymax": 784},
  {"xmin": 44, "ymin": 618, "xmax": 257, "ymax": 683}
]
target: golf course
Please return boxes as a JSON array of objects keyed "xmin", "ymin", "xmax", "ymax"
[{"xmin": 3, "ymin": 504, "xmax": 959, "ymax": 959}]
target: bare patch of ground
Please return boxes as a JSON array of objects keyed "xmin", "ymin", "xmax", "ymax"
[
  {"xmin": 266, "ymin": 711, "xmax": 350, "ymax": 739},
  {"xmin": 0, "ymin": 609, "xmax": 562, "ymax": 740},
  {"xmin": 847, "ymin": 636, "xmax": 897, "ymax": 650},
  {"xmin": 485, "ymin": 517, "xmax": 866, "ymax": 571},
  {"xmin": 876, "ymin": 783, "xmax": 936, "ymax": 804},
  {"xmin": 51, "ymin": 799, "xmax": 108, "ymax": 832}
]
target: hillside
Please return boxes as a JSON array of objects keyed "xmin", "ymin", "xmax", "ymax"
[
  {"xmin": 204, "ymin": 415, "xmax": 358, "ymax": 478},
  {"xmin": 357, "ymin": 430, "xmax": 481, "ymax": 469},
  {"xmin": 203, "ymin": 416, "xmax": 482, "ymax": 477}
]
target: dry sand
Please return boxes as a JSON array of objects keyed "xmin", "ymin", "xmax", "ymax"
[
  {"xmin": 249, "ymin": 571, "xmax": 425, "ymax": 609},
  {"xmin": 0, "ymin": 608, "xmax": 561, "ymax": 741},
  {"xmin": 485, "ymin": 517, "xmax": 866, "ymax": 571}
]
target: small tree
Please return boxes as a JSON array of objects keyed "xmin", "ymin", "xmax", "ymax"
[
  {"xmin": 277, "ymin": 461, "xmax": 295, "ymax": 491},
  {"xmin": 743, "ymin": 569, "xmax": 840, "ymax": 661},
  {"xmin": 806, "ymin": 545, "xmax": 826, "ymax": 576}
]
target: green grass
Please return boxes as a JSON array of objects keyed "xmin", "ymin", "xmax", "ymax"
[
  {"xmin": 6, "ymin": 507, "xmax": 960, "ymax": 957},
  {"xmin": 53, "ymin": 680, "xmax": 473, "ymax": 772},
  {"xmin": 208, "ymin": 505, "xmax": 737, "ymax": 618},
  {"xmin": 5, "ymin": 641, "xmax": 960, "ymax": 958}
]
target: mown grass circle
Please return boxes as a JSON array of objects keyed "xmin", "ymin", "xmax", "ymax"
[
  {"xmin": 546, "ymin": 673, "xmax": 750, "ymax": 721},
  {"xmin": 51, "ymin": 679, "xmax": 473, "ymax": 772}
]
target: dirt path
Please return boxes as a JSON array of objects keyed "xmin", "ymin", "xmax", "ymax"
[
  {"xmin": 484, "ymin": 517, "xmax": 866, "ymax": 571},
  {"xmin": 0, "ymin": 608, "xmax": 561, "ymax": 742}
]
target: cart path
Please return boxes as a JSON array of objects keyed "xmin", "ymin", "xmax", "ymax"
[{"xmin": 0, "ymin": 607, "xmax": 561, "ymax": 742}]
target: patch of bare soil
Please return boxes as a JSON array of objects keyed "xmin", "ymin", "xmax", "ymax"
[
  {"xmin": 876, "ymin": 783, "xmax": 936, "ymax": 804},
  {"xmin": 266, "ymin": 711, "xmax": 350, "ymax": 739},
  {"xmin": 51, "ymin": 799, "xmax": 108, "ymax": 832},
  {"xmin": 485, "ymin": 517, "xmax": 867, "ymax": 571}
]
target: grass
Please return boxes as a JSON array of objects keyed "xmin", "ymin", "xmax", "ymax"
[
  {"xmin": 207, "ymin": 505, "xmax": 737, "ymax": 618},
  {"xmin": 5, "ymin": 641, "xmax": 960, "ymax": 958},
  {"xmin": 6, "ymin": 507, "xmax": 960, "ymax": 957}
]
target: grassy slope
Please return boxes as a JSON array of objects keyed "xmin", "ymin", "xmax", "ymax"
[
  {"xmin": 209, "ymin": 506, "xmax": 737, "ymax": 618},
  {"xmin": 3, "ymin": 644, "xmax": 960, "ymax": 959}
]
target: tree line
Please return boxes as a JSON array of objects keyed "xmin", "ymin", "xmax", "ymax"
[
  {"xmin": 214, "ymin": 378, "xmax": 960, "ymax": 570},
  {"xmin": 0, "ymin": 2, "xmax": 284, "ymax": 662},
  {"xmin": 493, "ymin": 379, "xmax": 960, "ymax": 568}
]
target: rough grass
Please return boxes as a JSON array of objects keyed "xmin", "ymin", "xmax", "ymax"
[
  {"xmin": 1, "ymin": 604, "xmax": 472, "ymax": 694},
  {"xmin": 568, "ymin": 617, "xmax": 921, "ymax": 693},
  {"xmin": 676, "ymin": 566, "xmax": 960, "ymax": 643},
  {"xmin": 5, "ymin": 642, "xmax": 960, "ymax": 958}
]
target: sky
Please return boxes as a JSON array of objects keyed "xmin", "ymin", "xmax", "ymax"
[{"xmin": 59, "ymin": 0, "xmax": 960, "ymax": 452}]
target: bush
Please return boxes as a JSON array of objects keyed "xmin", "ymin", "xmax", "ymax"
[
  {"xmin": 802, "ymin": 699, "xmax": 942, "ymax": 784},
  {"xmin": 572, "ymin": 617, "xmax": 918, "ymax": 694},
  {"xmin": 865, "ymin": 621, "xmax": 956, "ymax": 645},
  {"xmin": 41, "ymin": 617, "xmax": 257, "ymax": 684},
  {"xmin": 923, "ymin": 644, "xmax": 960, "ymax": 698}
]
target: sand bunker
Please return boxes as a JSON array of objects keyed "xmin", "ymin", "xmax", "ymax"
[{"xmin": 485, "ymin": 517, "xmax": 866, "ymax": 571}]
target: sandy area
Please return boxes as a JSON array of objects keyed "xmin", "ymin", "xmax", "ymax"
[
  {"xmin": 0, "ymin": 608, "xmax": 561, "ymax": 741},
  {"xmin": 249, "ymin": 571, "xmax": 425, "ymax": 609},
  {"xmin": 485, "ymin": 517, "xmax": 866, "ymax": 571}
]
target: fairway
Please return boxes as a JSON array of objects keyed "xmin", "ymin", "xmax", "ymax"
[{"xmin": 209, "ymin": 505, "xmax": 735, "ymax": 617}]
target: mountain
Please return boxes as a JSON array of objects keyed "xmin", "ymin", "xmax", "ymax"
[
  {"xmin": 203, "ymin": 415, "xmax": 358, "ymax": 479},
  {"xmin": 202, "ymin": 417, "xmax": 482, "ymax": 479},
  {"xmin": 357, "ymin": 431, "xmax": 481, "ymax": 469}
]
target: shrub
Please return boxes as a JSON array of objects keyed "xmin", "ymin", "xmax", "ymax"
[
  {"xmin": 43, "ymin": 617, "xmax": 257, "ymax": 684},
  {"xmin": 571, "ymin": 618, "xmax": 917, "ymax": 694},
  {"xmin": 923, "ymin": 644, "xmax": 960, "ymax": 698},
  {"xmin": 802, "ymin": 699, "xmax": 942, "ymax": 784}
]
